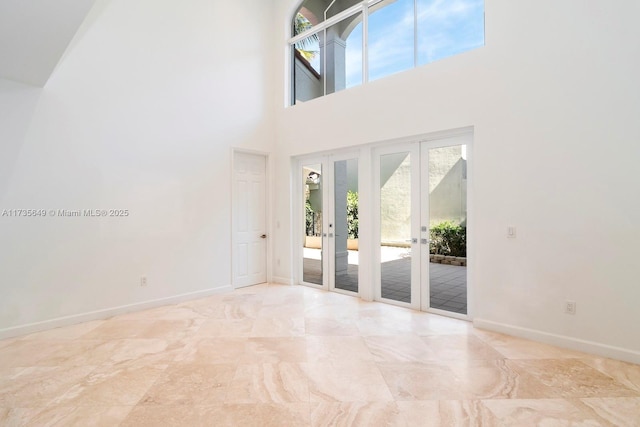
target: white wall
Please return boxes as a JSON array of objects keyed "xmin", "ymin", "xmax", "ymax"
[
  {"xmin": 0, "ymin": 0, "xmax": 275, "ymax": 334},
  {"xmin": 273, "ymin": 0, "xmax": 640, "ymax": 361}
]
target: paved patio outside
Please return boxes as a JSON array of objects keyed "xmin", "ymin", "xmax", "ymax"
[{"xmin": 303, "ymin": 248, "xmax": 467, "ymax": 315}]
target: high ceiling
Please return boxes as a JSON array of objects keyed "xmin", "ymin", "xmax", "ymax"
[{"xmin": 0, "ymin": 0, "xmax": 97, "ymax": 87}]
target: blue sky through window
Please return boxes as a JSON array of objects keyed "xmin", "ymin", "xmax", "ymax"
[
  {"xmin": 346, "ymin": 0, "xmax": 484, "ymax": 88},
  {"xmin": 297, "ymin": 0, "xmax": 484, "ymax": 91}
]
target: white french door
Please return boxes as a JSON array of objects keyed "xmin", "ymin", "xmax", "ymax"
[
  {"xmin": 374, "ymin": 133, "xmax": 470, "ymax": 317},
  {"xmin": 300, "ymin": 153, "xmax": 360, "ymax": 295}
]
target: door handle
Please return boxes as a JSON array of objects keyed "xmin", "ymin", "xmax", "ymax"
[{"xmin": 260, "ymin": 234, "xmax": 267, "ymax": 239}]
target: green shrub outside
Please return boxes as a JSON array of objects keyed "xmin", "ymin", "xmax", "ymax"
[
  {"xmin": 430, "ymin": 221, "xmax": 466, "ymax": 257},
  {"xmin": 347, "ymin": 190, "xmax": 358, "ymax": 239},
  {"xmin": 306, "ymin": 191, "xmax": 358, "ymax": 239}
]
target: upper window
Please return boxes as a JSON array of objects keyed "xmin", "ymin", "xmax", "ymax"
[{"xmin": 290, "ymin": 0, "xmax": 484, "ymax": 105}]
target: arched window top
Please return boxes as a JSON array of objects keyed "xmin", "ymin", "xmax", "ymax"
[
  {"xmin": 293, "ymin": 0, "xmax": 362, "ymax": 34},
  {"xmin": 290, "ymin": 0, "xmax": 485, "ymax": 105}
]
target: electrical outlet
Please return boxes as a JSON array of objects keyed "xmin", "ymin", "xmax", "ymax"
[
  {"xmin": 140, "ymin": 276, "xmax": 148, "ymax": 287},
  {"xmin": 564, "ymin": 300, "xmax": 576, "ymax": 315}
]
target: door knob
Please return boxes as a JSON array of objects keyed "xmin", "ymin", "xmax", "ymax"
[{"xmin": 260, "ymin": 234, "xmax": 267, "ymax": 239}]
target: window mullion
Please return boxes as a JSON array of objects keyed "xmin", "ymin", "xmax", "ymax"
[
  {"xmin": 323, "ymin": 27, "xmax": 327, "ymax": 97},
  {"xmin": 363, "ymin": 6, "xmax": 368, "ymax": 84},
  {"xmin": 414, "ymin": 0, "xmax": 418, "ymax": 68}
]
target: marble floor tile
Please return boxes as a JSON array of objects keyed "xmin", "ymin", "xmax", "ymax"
[
  {"xmin": 222, "ymin": 302, "xmax": 263, "ymax": 320},
  {"xmin": 80, "ymin": 319, "xmax": 160, "ymax": 340},
  {"xmin": 364, "ymin": 335, "xmax": 437, "ymax": 363},
  {"xmin": 575, "ymin": 397, "xmax": 640, "ymax": 427},
  {"xmin": 311, "ymin": 402, "xmax": 407, "ymax": 427},
  {"xmin": 140, "ymin": 363, "xmax": 237, "ymax": 405},
  {"xmin": 121, "ymin": 403, "xmax": 310, "ymax": 427},
  {"xmin": 120, "ymin": 405, "xmax": 223, "ymax": 427},
  {"xmin": 133, "ymin": 318, "xmax": 204, "ymax": 341},
  {"xmin": 1, "ymin": 283, "xmax": 639, "ymax": 426},
  {"xmin": 582, "ymin": 358, "xmax": 640, "ymax": 393},
  {"xmin": 482, "ymin": 398, "xmax": 612, "ymax": 426},
  {"xmin": 106, "ymin": 338, "xmax": 183, "ymax": 365},
  {"xmin": 257, "ymin": 303, "xmax": 306, "ymax": 319},
  {"xmin": 473, "ymin": 329, "xmax": 589, "ymax": 359},
  {"xmin": 447, "ymin": 359, "xmax": 554, "ymax": 400},
  {"xmin": 259, "ymin": 291, "xmax": 306, "ymax": 308},
  {"xmin": 420, "ymin": 334, "xmax": 505, "ymax": 361},
  {"xmin": 19, "ymin": 320, "xmax": 105, "ymax": 341},
  {"xmin": 0, "ymin": 408, "xmax": 34, "ymax": 426},
  {"xmin": 412, "ymin": 313, "xmax": 473, "ymax": 336},
  {"xmin": 244, "ymin": 337, "xmax": 308, "ymax": 363},
  {"xmin": 175, "ymin": 337, "xmax": 248, "ymax": 364},
  {"xmin": 50, "ymin": 362, "xmax": 167, "ymax": 406},
  {"xmin": 177, "ymin": 298, "xmax": 229, "ymax": 319},
  {"xmin": 11, "ymin": 406, "xmax": 133, "ymax": 427},
  {"xmin": 0, "ymin": 338, "xmax": 16, "ymax": 350},
  {"xmin": 30, "ymin": 338, "xmax": 180, "ymax": 369},
  {"xmin": 225, "ymin": 363, "xmax": 309, "ymax": 403},
  {"xmin": 0, "ymin": 366, "xmax": 97, "ymax": 407},
  {"xmin": 0, "ymin": 340, "xmax": 65, "ymax": 368},
  {"xmin": 396, "ymin": 400, "xmax": 500, "ymax": 427},
  {"xmin": 196, "ymin": 318, "xmax": 255, "ymax": 337},
  {"xmin": 250, "ymin": 317, "xmax": 305, "ymax": 337},
  {"xmin": 377, "ymin": 362, "xmax": 472, "ymax": 401},
  {"xmin": 305, "ymin": 362, "xmax": 394, "ymax": 402},
  {"xmin": 506, "ymin": 359, "xmax": 640, "ymax": 398},
  {"xmin": 32, "ymin": 340, "xmax": 118, "ymax": 367},
  {"xmin": 307, "ymin": 336, "xmax": 374, "ymax": 363},
  {"xmin": 304, "ymin": 305, "xmax": 359, "ymax": 321},
  {"xmin": 304, "ymin": 317, "xmax": 360, "ymax": 336},
  {"xmin": 355, "ymin": 317, "xmax": 417, "ymax": 336},
  {"xmin": 222, "ymin": 403, "xmax": 311, "ymax": 427},
  {"xmin": 356, "ymin": 303, "xmax": 415, "ymax": 322}
]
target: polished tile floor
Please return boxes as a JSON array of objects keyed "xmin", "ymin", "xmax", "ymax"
[{"xmin": 1, "ymin": 283, "xmax": 639, "ymax": 426}]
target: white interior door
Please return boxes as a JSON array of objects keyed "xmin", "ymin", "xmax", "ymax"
[{"xmin": 233, "ymin": 152, "xmax": 267, "ymax": 288}]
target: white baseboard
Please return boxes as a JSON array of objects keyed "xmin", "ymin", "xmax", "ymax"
[
  {"xmin": 474, "ymin": 318, "xmax": 640, "ymax": 365},
  {"xmin": 0, "ymin": 285, "xmax": 233, "ymax": 341},
  {"xmin": 271, "ymin": 276, "xmax": 293, "ymax": 286}
]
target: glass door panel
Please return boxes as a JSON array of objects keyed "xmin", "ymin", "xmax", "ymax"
[
  {"xmin": 426, "ymin": 144, "xmax": 468, "ymax": 314},
  {"xmin": 303, "ymin": 163, "xmax": 323, "ymax": 285},
  {"xmin": 333, "ymin": 158, "xmax": 358, "ymax": 293},
  {"xmin": 379, "ymin": 152, "xmax": 413, "ymax": 303}
]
